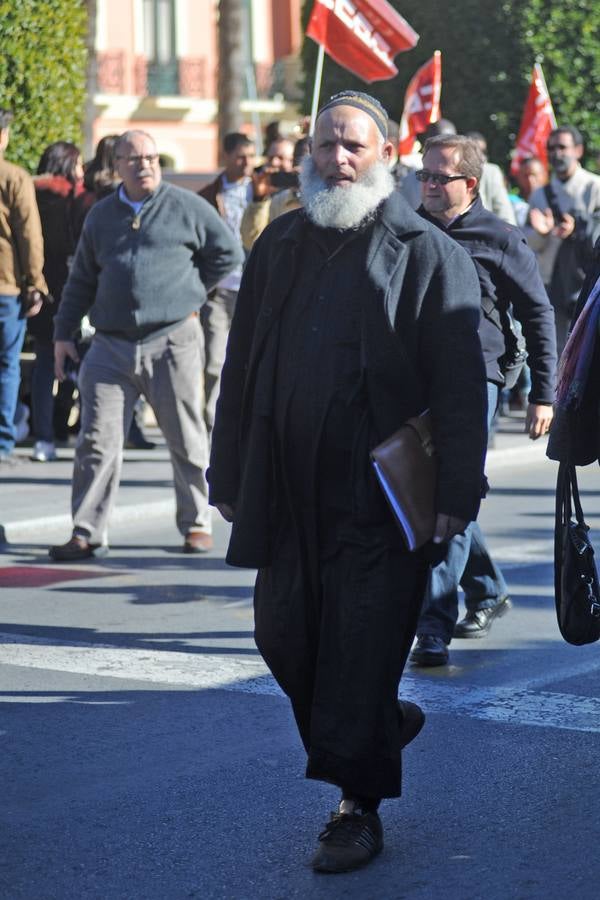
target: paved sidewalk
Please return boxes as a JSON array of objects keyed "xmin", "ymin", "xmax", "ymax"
[
  {"xmin": 0, "ymin": 413, "xmax": 549, "ymax": 545},
  {"xmin": 0, "ymin": 426, "xmax": 175, "ymax": 545}
]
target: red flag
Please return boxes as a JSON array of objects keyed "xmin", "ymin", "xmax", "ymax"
[
  {"xmin": 510, "ymin": 64, "xmax": 557, "ymax": 176},
  {"xmin": 306, "ymin": 0, "xmax": 419, "ymax": 83},
  {"xmin": 398, "ymin": 51, "xmax": 442, "ymax": 156}
]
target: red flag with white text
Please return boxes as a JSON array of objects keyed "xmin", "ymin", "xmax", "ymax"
[
  {"xmin": 398, "ymin": 51, "xmax": 442, "ymax": 156},
  {"xmin": 510, "ymin": 64, "xmax": 557, "ymax": 176},
  {"xmin": 306, "ymin": 0, "xmax": 419, "ymax": 83}
]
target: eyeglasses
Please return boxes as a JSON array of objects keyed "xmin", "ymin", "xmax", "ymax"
[
  {"xmin": 116, "ymin": 154, "xmax": 159, "ymax": 166},
  {"xmin": 416, "ymin": 170, "xmax": 468, "ymax": 186}
]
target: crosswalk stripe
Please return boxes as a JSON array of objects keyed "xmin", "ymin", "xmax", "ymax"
[{"xmin": 2, "ymin": 633, "xmax": 600, "ymax": 735}]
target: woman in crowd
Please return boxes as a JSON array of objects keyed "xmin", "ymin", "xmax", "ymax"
[
  {"xmin": 82, "ymin": 135, "xmax": 120, "ymax": 199},
  {"xmin": 28, "ymin": 141, "xmax": 84, "ymax": 461}
]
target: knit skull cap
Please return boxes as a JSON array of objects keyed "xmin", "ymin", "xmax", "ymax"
[{"xmin": 317, "ymin": 91, "xmax": 389, "ymax": 139}]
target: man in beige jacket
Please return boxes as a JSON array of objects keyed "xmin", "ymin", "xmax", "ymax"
[{"xmin": 0, "ymin": 107, "xmax": 47, "ymax": 464}]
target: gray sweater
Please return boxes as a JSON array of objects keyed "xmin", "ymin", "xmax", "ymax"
[{"xmin": 54, "ymin": 180, "xmax": 244, "ymax": 341}]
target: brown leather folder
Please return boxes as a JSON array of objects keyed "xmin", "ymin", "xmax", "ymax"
[{"xmin": 370, "ymin": 410, "xmax": 437, "ymax": 551}]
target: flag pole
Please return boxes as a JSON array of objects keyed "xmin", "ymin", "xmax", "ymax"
[
  {"xmin": 309, "ymin": 44, "xmax": 325, "ymax": 136},
  {"xmin": 535, "ymin": 62, "xmax": 557, "ymax": 128}
]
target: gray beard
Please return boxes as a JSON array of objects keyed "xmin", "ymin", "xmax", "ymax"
[{"xmin": 299, "ymin": 156, "xmax": 394, "ymax": 231}]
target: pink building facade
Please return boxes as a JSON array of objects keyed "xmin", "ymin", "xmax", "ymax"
[{"xmin": 89, "ymin": 0, "xmax": 303, "ymax": 171}]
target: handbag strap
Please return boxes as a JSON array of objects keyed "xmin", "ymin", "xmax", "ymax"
[
  {"xmin": 554, "ymin": 461, "xmax": 573, "ymax": 625},
  {"xmin": 569, "ymin": 464, "xmax": 586, "ymax": 526},
  {"xmin": 556, "ymin": 461, "xmax": 572, "ymax": 527},
  {"xmin": 556, "ymin": 461, "xmax": 588, "ymax": 525}
]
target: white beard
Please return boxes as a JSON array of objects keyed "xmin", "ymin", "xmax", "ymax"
[{"xmin": 299, "ymin": 156, "xmax": 394, "ymax": 231}]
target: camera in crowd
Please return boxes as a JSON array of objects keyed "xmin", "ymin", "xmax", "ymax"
[{"xmin": 268, "ymin": 170, "xmax": 299, "ymax": 190}]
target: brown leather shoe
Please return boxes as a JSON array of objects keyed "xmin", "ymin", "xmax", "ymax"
[
  {"xmin": 183, "ymin": 530, "xmax": 213, "ymax": 553},
  {"xmin": 49, "ymin": 534, "xmax": 109, "ymax": 562}
]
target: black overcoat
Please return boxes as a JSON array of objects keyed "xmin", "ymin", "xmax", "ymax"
[{"xmin": 209, "ymin": 191, "xmax": 488, "ymax": 567}]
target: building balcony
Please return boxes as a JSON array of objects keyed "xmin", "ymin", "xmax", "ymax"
[{"xmin": 98, "ymin": 53, "xmax": 211, "ymax": 99}]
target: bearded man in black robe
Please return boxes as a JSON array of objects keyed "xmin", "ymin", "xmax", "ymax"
[{"xmin": 208, "ymin": 91, "xmax": 488, "ymax": 874}]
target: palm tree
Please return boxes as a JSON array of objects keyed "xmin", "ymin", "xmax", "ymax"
[{"xmin": 217, "ymin": 0, "xmax": 245, "ymax": 162}]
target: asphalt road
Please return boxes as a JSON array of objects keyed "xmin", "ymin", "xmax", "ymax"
[{"xmin": 1, "ymin": 451, "xmax": 600, "ymax": 899}]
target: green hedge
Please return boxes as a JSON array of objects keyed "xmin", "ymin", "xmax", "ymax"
[
  {"xmin": 301, "ymin": 0, "xmax": 600, "ymax": 171},
  {"xmin": 0, "ymin": 0, "xmax": 88, "ymax": 172}
]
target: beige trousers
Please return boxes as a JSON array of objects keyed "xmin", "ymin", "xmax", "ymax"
[{"xmin": 72, "ymin": 317, "xmax": 211, "ymax": 544}]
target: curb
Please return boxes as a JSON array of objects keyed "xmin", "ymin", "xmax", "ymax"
[
  {"xmin": 1, "ymin": 438, "xmax": 549, "ymax": 545},
  {"xmin": 0, "ymin": 497, "xmax": 175, "ymax": 546}
]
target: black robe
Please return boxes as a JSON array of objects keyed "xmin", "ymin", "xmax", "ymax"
[
  {"xmin": 209, "ymin": 194, "xmax": 488, "ymax": 798},
  {"xmin": 254, "ymin": 221, "xmax": 432, "ymax": 798}
]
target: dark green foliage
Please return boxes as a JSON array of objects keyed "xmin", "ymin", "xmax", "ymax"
[
  {"xmin": 301, "ymin": 1, "xmax": 600, "ymax": 171},
  {"xmin": 518, "ymin": 0, "xmax": 600, "ymax": 168},
  {"xmin": 0, "ymin": 0, "xmax": 88, "ymax": 172}
]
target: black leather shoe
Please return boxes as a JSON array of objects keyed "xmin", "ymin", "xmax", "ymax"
[
  {"xmin": 398, "ymin": 700, "xmax": 425, "ymax": 747},
  {"xmin": 312, "ymin": 809, "xmax": 383, "ymax": 873},
  {"xmin": 454, "ymin": 595, "xmax": 512, "ymax": 638},
  {"xmin": 125, "ymin": 417, "xmax": 156, "ymax": 450},
  {"xmin": 49, "ymin": 534, "xmax": 109, "ymax": 562},
  {"xmin": 409, "ymin": 635, "xmax": 449, "ymax": 667},
  {"xmin": 125, "ymin": 436, "xmax": 156, "ymax": 450}
]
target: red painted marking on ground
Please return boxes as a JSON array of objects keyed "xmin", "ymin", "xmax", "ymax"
[{"xmin": 0, "ymin": 566, "xmax": 116, "ymax": 588}]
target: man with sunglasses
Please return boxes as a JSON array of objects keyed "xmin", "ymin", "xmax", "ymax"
[
  {"xmin": 49, "ymin": 130, "xmax": 243, "ymax": 560},
  {"xmin": 410, "ymin": 134, "xmax": 557, "ymax": 666}
]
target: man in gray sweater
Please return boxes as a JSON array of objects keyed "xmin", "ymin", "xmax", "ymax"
[{"xmin": 49, "ymin": 130, "xmax": 243, "ymax": 560}]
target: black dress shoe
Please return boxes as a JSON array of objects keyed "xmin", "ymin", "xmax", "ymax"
[
  {"xmin": 409, "ymin": 635, "xmax": 449, "ymax": 667},
  {"xmin": 125, "ymin": 417, "xmax": 156, "ymax": 450},
  {"xmin": 49, "ymin": 534, "xmax": 109, "ymax": 561},
  {"xmin": 398, "ymin": 700, "xmax": 425, "ymax": 747},
  {"xmin": 454, "ymin": 595, "xmax": 512, "ymax": 638},
  {"xmin": 125, "ymin": 436, "xmax": 156, "ymax": 450},
  {"xmin": 312, "ymin": 809, "xmax": 383, "ymax": 873}
]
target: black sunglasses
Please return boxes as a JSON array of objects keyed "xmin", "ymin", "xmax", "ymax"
[{"xmin": 416, "ymin": 170, "xmax": 468, "ymax": 186}]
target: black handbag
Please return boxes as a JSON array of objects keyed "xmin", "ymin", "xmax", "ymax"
[{"xmin": 554, "ymin": 461, "xmax": 600, "ymax": 645}]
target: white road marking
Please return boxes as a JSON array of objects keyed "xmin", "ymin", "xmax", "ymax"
[
  {"xmin": 491, "ymin": 538, "xmax": 554, "ymax": 564},
  {"xmin": 485, "ymin": 440, "xmax": 549, "ymax": 469},
  {"xmin": 0, "ymin": 635, "xmax": 267, "ymax": 691},
  {"xmin": 2, "ymin": 633, "xmax": 600, "ymax": 734}
]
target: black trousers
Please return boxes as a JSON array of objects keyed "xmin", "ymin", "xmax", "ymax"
[{"xmin": 254, "ymin": 524, "xmax": 428, "ymax": 799}]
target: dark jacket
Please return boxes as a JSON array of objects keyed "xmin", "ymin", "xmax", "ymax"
[
  {"xmin": 209, "ymin": 191, "xmax": 489, "ymax": 568},
  {"xmin": 547, "ymin": 239, "xmax": 600, "ymax": 465},
  {"xmin": 198, "ymin": 173, "xmax": 226, "ymax": 217},
  {"xmin": 420, "ymin": 197, "xmax": 557, "ymax": 403},
  {"xmin": 28, "ymin": 174, "xmax": 83, "ymax": 341}
]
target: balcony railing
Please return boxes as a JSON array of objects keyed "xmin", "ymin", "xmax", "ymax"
[
  {"xmin": 97, "ymin": 51, "xmax": 126, "ymax": 93},
  {"xmin": 146, "ymin": 61, "xmax": 179, "ymax": 96},
  {"xmin": 97, "ymin": 54, "xmax": 211, "ymax": 99}
]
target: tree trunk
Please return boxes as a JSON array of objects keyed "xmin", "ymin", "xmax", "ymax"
[
  {"xmin": 82, "ymin": 0, "xmax": 97, "ymax": 160},
  {"xmin": 217, "ymin": 0, "xmax": 245, "ymax": 164}
]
